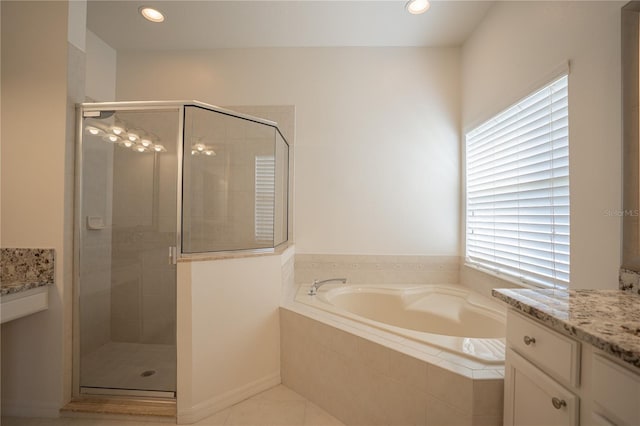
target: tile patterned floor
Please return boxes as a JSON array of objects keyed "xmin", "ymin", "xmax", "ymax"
[{"xmin": 1, "ymin": 385, "xmax": 344, "ymax": 426}]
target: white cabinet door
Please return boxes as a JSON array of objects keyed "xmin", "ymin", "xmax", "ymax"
[
  {"xmin": 505, "ymin": 348, "xmax": 579, "ymax": 426},
  {"xmin": 591, "ymin": 354, "xmax": 640, "ymax": 426}
]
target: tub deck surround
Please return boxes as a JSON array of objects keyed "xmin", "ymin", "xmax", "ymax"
[
  {"xmin": 0, "ymin": 248, "xmax": 55, "ymax": 295},
  {"xmin": 491, "ymin": 287, "xmax": 640, "ymax": 369},
  {"xmin": 280, "ymin": 306, "xmax": 505, "ymax": 426}
]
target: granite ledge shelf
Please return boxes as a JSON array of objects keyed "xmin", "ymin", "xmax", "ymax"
[
  {"xmin": 1, "ymin": 280, "xmax": 51, "ymax": 296},
  {"xmin": 492, "ymin": 287, "xmax": 640, "ymax": 370},
  {"xmin": 1, "ymin": 248, "xmax": 54, "ymax": 323}
]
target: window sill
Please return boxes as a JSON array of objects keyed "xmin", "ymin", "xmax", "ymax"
[{"xmin": 463, "ymin": 261, "xmax": 559, "ymax": 291}]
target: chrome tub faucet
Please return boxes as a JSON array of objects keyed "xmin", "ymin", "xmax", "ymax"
[{"xmin": 308, "ymin": 277, "xmax": 347, "ymax": 295}]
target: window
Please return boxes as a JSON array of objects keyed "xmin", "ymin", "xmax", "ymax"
[
  {"xmin": 465, "ymin": 74, "xmax": 569, "ymax": 289},
  {"xmin": 255, "ymin": 155, "xmax": 276, "ymax": 242}
]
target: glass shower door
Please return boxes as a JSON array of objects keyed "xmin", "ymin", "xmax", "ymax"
[{"xmin": 78, "ymin": 108, "xmax": 179, "ymax": 397}]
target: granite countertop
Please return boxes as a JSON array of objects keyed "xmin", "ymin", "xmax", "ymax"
[
  {"xmin": 1, "ymin": 280, "xmax": 51, "ymax": 296},
  {"xmin": 1, "ymin": 248, "xmax": 55, "ymax": 298},
  {"xmin": 492, "ymin": 288, "xmax": 640, "ymax": 369}
]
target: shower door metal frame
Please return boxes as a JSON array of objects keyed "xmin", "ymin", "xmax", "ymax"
[
  {"xmin": 73, "ymin": 101, "xmax": 186, "ymax": 400},
  {"xmin": 178, "ymin": 103, "xmax": 286, "ymax": 259},
  {"xmin": 73, "ymin": 100, "xmax": 288, "ymax": 400}
]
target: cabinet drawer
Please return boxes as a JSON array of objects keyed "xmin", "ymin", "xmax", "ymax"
[
  {"xmin": 507, "ymin": 310, "xmax": 580, "ymax": 386},
  {"xmin": 592, "ymin": 354, "xmax": 640, "ymax": 426},
  {"xmin": 504, "ymin": 348, "xmax": 579, "ymax": 426}
]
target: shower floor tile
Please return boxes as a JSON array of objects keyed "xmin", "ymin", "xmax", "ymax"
[
  {"xmin": 81, "ymin": 342, "xmax": 176, "ymax": 393},
  {"xmin": 2, "ymin": 385, "xmax": 344, "ymax": 426}
]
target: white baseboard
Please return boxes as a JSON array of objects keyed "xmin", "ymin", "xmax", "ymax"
[
  {"xmin": 2, "ymin": 399, "xmax": 61, "ymax": 417},
  {"xmin": 177, "ymin": 371, "xmax": 281, "ymax": 424}
]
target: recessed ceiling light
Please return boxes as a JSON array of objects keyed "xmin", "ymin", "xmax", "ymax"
[
  {"xmin": 406, "ymin": 0, "xmax": 430, "ymax": 15},
  {"xmin": 85, "ymin": 126, "xmax": 102, "ymax": 136},
  {"xmin": 139, "ymin": 6, "xmax": 165, "ymax": 23},
  {"xmin": 103, "ymin": 134, "xmax": 121, "ymax": 143},
  {"xmin": 111, "ymin": 126, "xmax": 125, "ymax": 135}
]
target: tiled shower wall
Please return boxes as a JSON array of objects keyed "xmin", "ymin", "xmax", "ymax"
[
  {"xmin": 108, "ymin": 132, "xmax": 176, "ymax": 344},
  {"xmin": 110, "ymin": 231, "xmax": 176, "ymax": 344},
  {"xmin": 229, "ymin": 105, "xmax": 295, "ymax": 246},
  {"xmin": 79, "ymin": 142, "xmax": 113, "ymax": 354},
  {"xmin": 106, "ymin": 105, "xmax": 295, "ymax": 344}
]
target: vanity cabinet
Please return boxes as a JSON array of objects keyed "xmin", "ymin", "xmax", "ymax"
[
  {"xmin": 590, "ymin": 354, "xmax": 640, "ymax": 426},
  {"xmin": 504, "ymin": 310, "xmax": 580, "ymax": 426},
  {"xmin": 504, "ymin": 309, "xmax": 640, "ymax": 426}
]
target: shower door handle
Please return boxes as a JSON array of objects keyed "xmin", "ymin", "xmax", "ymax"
[{"xmin": 168, "ymin": 246, "xmax": 177, "ymax": 265}]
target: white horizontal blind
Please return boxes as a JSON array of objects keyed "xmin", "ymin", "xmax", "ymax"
[
  {"xmin": 465, "ymin": 75, "xmax": 569, "ymax": 289},
  {"xmin": 255, "ymin": 155, "xmax": 275, "ymax": 242}
]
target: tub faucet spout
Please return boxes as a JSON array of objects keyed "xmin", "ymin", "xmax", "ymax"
[{"xmin": 308, "ymin": 277, "xmax": 347, "ymax": 295}]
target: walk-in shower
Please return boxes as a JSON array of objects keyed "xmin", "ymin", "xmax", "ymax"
[{"xmin": 75, "ymin": 101, "xmax": 289, "ymax": 398}]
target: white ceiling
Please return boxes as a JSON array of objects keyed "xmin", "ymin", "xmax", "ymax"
[{"xmin": 86, "ymin": 1, "xmax": 495, "ymax": 50}]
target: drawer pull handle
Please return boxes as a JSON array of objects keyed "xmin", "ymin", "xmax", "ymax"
[
  {"xmin": 551, "ymin": 397, "xmax": 567, "ymax": 409},
  {"xmin": 523, "ymin": 335, "xmax": 536, "ymax": 345}
]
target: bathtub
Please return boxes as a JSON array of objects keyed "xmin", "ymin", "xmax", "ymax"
[{"xmin": 294, "ymin": 283, "xmax": 506, "ymax": 364}]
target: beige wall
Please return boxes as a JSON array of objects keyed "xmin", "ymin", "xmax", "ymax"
[
  {"xmin": 461, "ymin": 1, "xmax": 624, "ymax": 290},
  {"xmin": 67, "ymin": 0, "xmax": 85, "ymax": 52},
  {"xmin": 85, "ymin": 30, "xmax": 115, "ymax": 102},
  {"xmin": 116, "ymin": 47, "xmax": 461, "ymax": 256},
  {"xmin": 0, "ymin": 0, "xmax": 71, "ymax": 415},
  {"xmin": 177, "ymin": 249, "xmax": 292, "ymax": 423}
]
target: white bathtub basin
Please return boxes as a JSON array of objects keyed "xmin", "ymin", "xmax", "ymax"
[{"xmin": 295, "ymin": 283, "xmax": 506, "ymax": 363}]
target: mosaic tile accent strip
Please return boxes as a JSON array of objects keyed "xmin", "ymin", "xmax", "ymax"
[
  {"xmin": 492, "ymin": 287, "xmax": 640, "ymax": 369},
  {"xmin": 619, "ymin": 267, "xmax": 640, "ymax": 295},
  {"xmin": 1, "ymin": 248, "xmax": 55, "ymax": 295},
  {"xmin": 295, "ymin": 254, "xmax": 460, "ymax": 285}
]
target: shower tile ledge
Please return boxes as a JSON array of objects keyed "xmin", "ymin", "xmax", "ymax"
[{"xmin": 179, "ymin": 242, "xmax": 294, "ymax": 263}]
